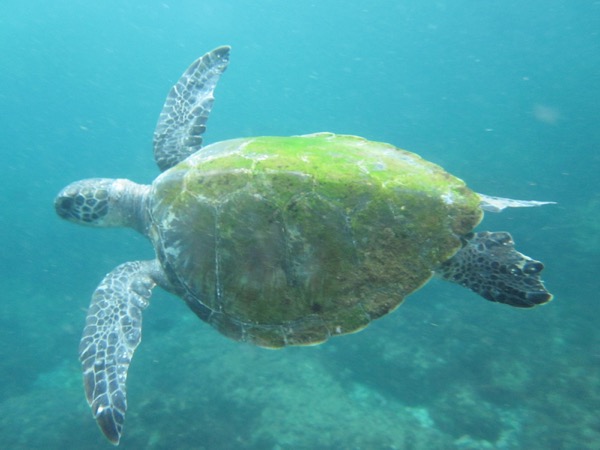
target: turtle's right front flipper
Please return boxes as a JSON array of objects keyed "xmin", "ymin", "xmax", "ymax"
[
  {"xmin": 79, "ymin": 260, "xmax": 159, "ymax": 445},
  {"xmin": 153, "ymin": 46, "xmax": 231, "ymax": 172}
]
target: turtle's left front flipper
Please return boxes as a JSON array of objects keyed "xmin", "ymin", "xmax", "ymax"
[
  {"xmin": 79, "ymin": 260, "xmax": 159, "ymax": 445},
  {"xmin": 437, "ymin": 231, "xmax": 553, "ymax": 308}
]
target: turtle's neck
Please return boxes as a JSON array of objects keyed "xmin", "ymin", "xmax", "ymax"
[{"xmin": 112, "ymin": 179, "xmax": 152, "ymax": 236}]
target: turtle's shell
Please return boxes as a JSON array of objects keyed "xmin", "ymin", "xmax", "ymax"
[{"xmin": 148, "ymin": 133, "xmax": 482, "ymax": 347}]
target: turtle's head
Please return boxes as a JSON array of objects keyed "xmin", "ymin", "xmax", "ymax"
[{"xmin": 55, "ymin": 178, "xmax": 150, "ymax": 233}]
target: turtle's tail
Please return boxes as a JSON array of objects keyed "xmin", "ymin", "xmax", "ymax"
[{"xmin": 437, "ymin": 231, "xmax": 553, "ymax": 308}]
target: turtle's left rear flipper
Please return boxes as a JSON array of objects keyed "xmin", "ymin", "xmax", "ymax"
[
  {"xmin": 79, "ymin": 260, "xmax": 158, "ymax": 444},
  {"xmin": 437, "ymin": 231, "xmax": 553, "ymax": 308}
]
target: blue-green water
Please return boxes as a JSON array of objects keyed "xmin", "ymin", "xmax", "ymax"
[{"xmin": 1, "ymin": 1, "xmax": 598, "ymax": 448}]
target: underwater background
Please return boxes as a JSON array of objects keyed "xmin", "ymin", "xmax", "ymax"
[{"xmin": 1, "ymin": 0, "xmax": 598, "ymax": 448}]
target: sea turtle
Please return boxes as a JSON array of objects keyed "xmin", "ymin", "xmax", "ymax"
[{"xmin": 55, "ymin": 46, "xmax": 553, "ymax": 445}]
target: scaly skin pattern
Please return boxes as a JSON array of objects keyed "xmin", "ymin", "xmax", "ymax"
[{"xmin": 148, "ymin": 133, "xmax": 483, "ymax": 347}]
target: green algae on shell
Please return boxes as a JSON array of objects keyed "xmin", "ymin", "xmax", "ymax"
[{"xmin": 149, "ymin": 133, "xmax": 482, "ymax": 348}]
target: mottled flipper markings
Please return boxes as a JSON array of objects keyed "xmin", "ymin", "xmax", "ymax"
[
  {"xmin": 79, "ymin": 260, "xmax": 157, "ymax": 445},
  {"xmin": 153, "ymin": 46, "xmax": 231, "ymax": 171},
  {"xmin": 438, "ymin": 231, "xmax": 552, "ymax": 307}
]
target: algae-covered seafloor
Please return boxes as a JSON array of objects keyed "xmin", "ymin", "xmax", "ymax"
[{"xmin": 0, "ymin": 264, "xmax": 598, "ymax": 449}]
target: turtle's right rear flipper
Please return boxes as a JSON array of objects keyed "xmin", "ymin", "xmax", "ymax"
[{"xmin": 438, "ymin": 231, "xmax": 553, "ymax": 308}]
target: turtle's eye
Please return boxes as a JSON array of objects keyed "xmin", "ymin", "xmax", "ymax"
[
  {"xmin": 55, "ymin": 196, "xmax": 75, "ymax": 219},
  {"xmin": 55, "ymin": 191, "xmax": 102, "ymax": 223}
]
